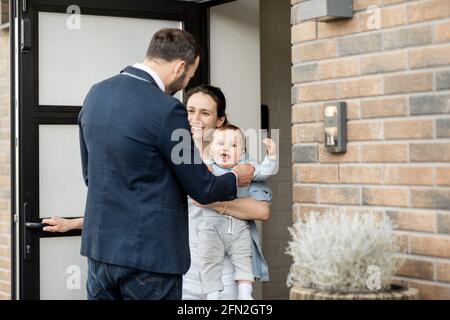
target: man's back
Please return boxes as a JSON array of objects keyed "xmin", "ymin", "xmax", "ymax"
[{"xmin": 79, "ymin": 66, "xmax": 237, "ymax": 274}]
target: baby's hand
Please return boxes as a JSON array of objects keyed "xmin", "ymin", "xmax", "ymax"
[{"xmin": 263, "ymin": 138, "xmax": 277, "ymax": 160}]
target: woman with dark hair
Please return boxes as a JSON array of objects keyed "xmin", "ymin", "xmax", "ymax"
[{"xmin": 182, "ymin": 85, "xmax": 271, "ymax": 300}]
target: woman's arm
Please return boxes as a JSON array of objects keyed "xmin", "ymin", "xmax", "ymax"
[
  {"xmin": 42, "ymin": 217, "xmax": 84, "ymax": 232},
  {"xmin": 201, "ymin": 198, "xmax": 270, "ymax": 221}
]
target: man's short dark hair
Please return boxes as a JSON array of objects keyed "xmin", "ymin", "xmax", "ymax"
[{"xmin": 146, "ymin": 28, "xmax": 201, "ymax": 66}]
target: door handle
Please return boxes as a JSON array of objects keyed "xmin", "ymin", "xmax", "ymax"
[
  {"xmin": 22, "ymin": 202, "xmax": 46, "ymax": 262},
  {"xmin": 23, "ymin": 201, "xmax": 32, "ymax": 261},
  {"xmin": 25, "ymin": 222, "xmax": 48, "ymax": 229},
  {"xmin": 24, "ymin": 201, "xmax": 47, "ymax": 230}
]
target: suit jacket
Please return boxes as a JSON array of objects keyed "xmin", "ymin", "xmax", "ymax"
[{"xmin": 78, "ymin": 66, "xmax": 237, "ymax": 274}]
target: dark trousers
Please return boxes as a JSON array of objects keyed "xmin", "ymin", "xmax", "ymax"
[{"xmin": 87, "ymin": 257, "xmax": 182, "ymax": 300}]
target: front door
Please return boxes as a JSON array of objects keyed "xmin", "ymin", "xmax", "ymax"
[{"xmin": 13, "ymin": 0, "xmax": 210, "ymax": 300}]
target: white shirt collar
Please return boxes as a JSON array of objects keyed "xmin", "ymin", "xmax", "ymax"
[{"xmin": 132, "ymin": 63, "xmax": 165, "ymax": 92}]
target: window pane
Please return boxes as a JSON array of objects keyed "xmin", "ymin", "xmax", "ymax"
[
  {"xmin": 39, "ymin": 125, "xmax": 87, "ymax": 218},
  {"xmin": 40, "ymin": 237, "xmax": 87, "ymax": 300},
  {"xmin": 38, "ymin": 12, "xmax": 181, "ymax": 106}
]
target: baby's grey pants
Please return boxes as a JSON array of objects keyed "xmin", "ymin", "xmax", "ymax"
[{"xmin": 197, "ymin": 213, "xmax": 254, "ymax": 294}]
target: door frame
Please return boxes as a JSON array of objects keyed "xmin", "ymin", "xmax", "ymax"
[
  {"xmin": 11, "ymin": 0, "xmax": 227, "ymax": 300},
  {"xmin": 10, "ymin": 0, "xmax": 17, "ymax": 301}
]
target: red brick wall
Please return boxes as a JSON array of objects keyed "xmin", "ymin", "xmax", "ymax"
[
  {"xmin": 0, "ymin": 26, "xmax": 10, "ymax": 300},
  {"xmin": 291, "ymin": 0, "xmax": 450, "ymax": 299}
]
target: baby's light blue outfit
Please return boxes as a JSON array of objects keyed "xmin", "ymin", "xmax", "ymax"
[{"xmin": 197, "ymin": 156, "xmax": 277, "ymax": 294}]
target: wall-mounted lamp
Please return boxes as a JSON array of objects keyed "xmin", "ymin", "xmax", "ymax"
[
  {"xmin": 296, "ymin": 0, "xmax": 353, "ymax": 22},
  {"xmin": 324, "ymin": 102, "xmax": 347, "ymax": 154}
]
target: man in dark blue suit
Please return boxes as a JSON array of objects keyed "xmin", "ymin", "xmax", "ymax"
[{"xmin": 78, "ymin": 28, "xmax": 254, "ymax": 300}]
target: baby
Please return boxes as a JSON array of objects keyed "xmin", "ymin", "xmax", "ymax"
[{"xmin": 197, "ymin": 124, "xmax": 278, "ymax": 300}]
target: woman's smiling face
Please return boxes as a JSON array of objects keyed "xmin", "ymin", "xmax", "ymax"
[{"xmin": 186, "ymin": 92, "xmax": 225, "ymax": 142}]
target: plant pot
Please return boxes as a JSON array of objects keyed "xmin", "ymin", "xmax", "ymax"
[{"xmin": 290, "ymin": 284, "xmax": 420, "ymax": 300}]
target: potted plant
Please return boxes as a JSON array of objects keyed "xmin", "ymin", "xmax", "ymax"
[{"xmin": 286, "ymin": 210, "xmax": 419, "ymax": 300}]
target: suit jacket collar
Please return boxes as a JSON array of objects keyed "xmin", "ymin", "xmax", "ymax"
[{"xmin": 120, "ymin": 65, "xmax": 160, "ymax": 89}]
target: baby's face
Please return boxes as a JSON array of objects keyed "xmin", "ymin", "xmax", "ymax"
[{"xmin": 211, "ymin": 130, "xmax": 245, "ymax": 169}]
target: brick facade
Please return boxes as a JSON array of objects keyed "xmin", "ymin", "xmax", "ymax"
[
  {"xmin": 291, "ymin": 0, "xmax": 450, "ymax": 299},
  {"xmin": 0, "ymin": 26, "xmax": 10, "ymax": 300}
]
